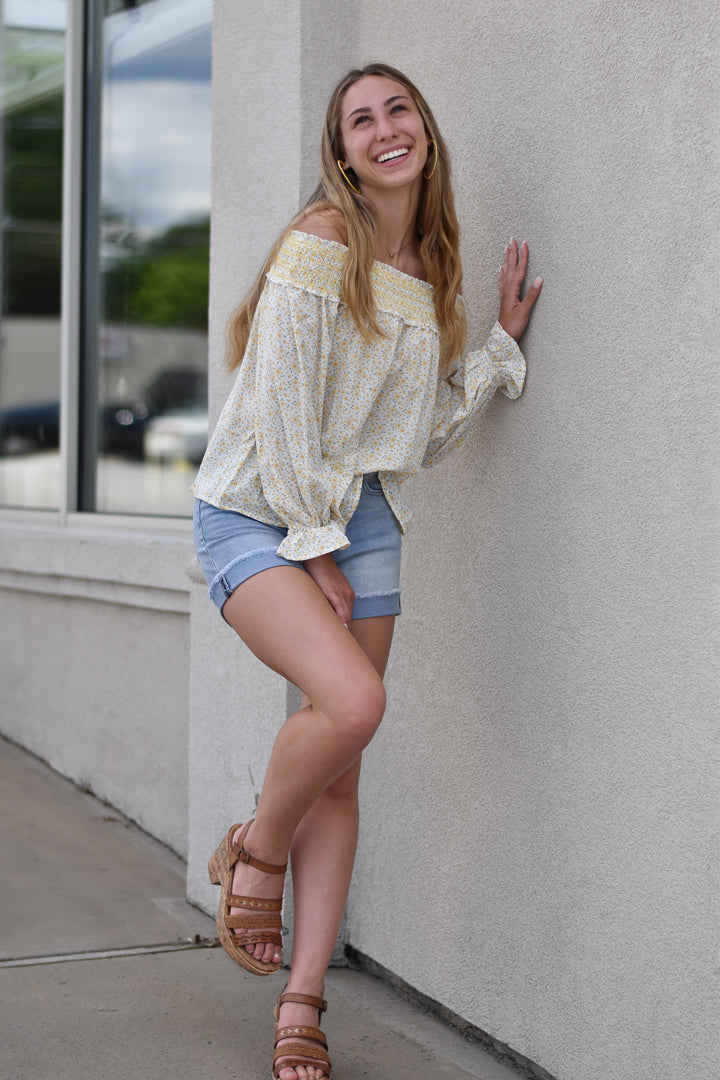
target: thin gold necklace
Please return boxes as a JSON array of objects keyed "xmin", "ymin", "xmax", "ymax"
[{"xmin": 377, "ymin": 234, "xmax": 415, "ymax": 259}]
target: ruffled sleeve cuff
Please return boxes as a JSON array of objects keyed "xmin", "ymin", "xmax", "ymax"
[
  {"xmin": 276, "ymin": 520, "xmax": 350, "ymax": 562},
  {"xmin": 478, "ymin": 321, "xmax": 526, "ymax": 399}
]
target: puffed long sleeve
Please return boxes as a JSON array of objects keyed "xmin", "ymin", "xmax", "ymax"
[
  {"xmin": 253, "ymin": 280, "xmax": 350, "ymax": 560},
  {"xmin": 422, "ymin": 321, "xmax": 526, "ymax": 468}
]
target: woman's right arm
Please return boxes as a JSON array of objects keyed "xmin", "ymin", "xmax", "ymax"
[{"xmin": 253, "ymin": 278, "xmax": 347, "ymax": 561}]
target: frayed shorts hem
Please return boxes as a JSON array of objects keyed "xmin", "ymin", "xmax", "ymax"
[{"xmin": 209, "ymin": 553, "xmax": 401, "ymax": 620}]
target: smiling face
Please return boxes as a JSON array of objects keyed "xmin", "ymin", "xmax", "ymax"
[{"xmin": 339, "ymin": 75, "xmax": 430, "ymax": 195}]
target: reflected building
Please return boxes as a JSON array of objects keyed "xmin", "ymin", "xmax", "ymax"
[{"xmin": 0, "ymin": 0, "xmax": 211, "ymax": 515}]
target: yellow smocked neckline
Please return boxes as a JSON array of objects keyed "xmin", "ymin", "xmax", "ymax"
[{"xmin": 290, "ymin": 229, "xmax": 433, "ymax": 289}]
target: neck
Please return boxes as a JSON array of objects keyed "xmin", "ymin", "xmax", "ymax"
[{"xmin": 369, "ymin": 185, "xmax": 422, "ymax": 260}]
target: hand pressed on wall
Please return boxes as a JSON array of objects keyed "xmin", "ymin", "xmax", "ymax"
[{"xmin": 498, "ymin": 237, "xmax": 543, "ymax": 341}]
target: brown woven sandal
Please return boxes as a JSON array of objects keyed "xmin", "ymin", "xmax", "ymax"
[
  {"xmin": 272, "ymin": 988, "xmax": 331, "ymax": 1079},
  {"xmin": 207, "ymin": 821, "xmax": 287, "ymax": 976}
]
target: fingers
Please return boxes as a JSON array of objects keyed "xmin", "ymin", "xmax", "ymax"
[
  {"xmin": 520, "ymin": 275, "xmax": 543, "ymax": 317},
  {"xmin": 304, "ymin": 554, "xmax": 355, "ymax": 623},
  {"xmin": 330, "ymin": 593, "xmax": 354, "ymax": 625},
  {"xmin": 499, "ymin": 238, "xmax": 542, "ymax": 302},
  {"xmin": 501, "ymin": 237, "xmax": 525, "ymax": 268},
  {"xmin": 320, "ymin": 582, "xmax": 354, "ymax": 625},
  {"xmin": 500, "ymin": 238, "xmax": 527, "ymax": 299},
  {"xmin": 497, "ymin": 236, "xmax": 543, "ymax": 340},
  {"xmin": 518, "ymin": 242, "xmax": 530, "ymax": 287}
]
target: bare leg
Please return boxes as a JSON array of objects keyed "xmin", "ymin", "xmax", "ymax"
[
  {"xmin": 219, "ymin": 569, "xmax": 387, "ymax": 968},
  {"xmin": 274, "ymin": 615, "xmax": 396, "ymax": 1080}
]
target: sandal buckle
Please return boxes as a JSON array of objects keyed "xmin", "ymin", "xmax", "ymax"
[{"xmin": 238, "ymin": 847, "xmax": 251, "ymax": 864}]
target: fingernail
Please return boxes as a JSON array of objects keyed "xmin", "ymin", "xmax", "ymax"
[
  {"xmin": 533, "ymin": 276, "xmax": 543, "ymax": 288},
  {"xmin": 521, "ymin": 240, "xmax": 527, "ymax": 249},
  {"xmin": 510, "ymin": 236, "xmax": 516, "ymax": 245}
]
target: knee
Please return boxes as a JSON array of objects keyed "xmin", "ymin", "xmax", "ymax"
[
  {"xmin": 323, "ymin": 761, "xmax": 361, "ymax": 801},
  {"xmin": 333, "ymin": 675, "xmax": 386, "ymax": 753}
]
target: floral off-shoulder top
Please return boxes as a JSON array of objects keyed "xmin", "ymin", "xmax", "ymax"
[{"xmin": 192, "ymin": 230, "xmax": 526, "ymax": 561}]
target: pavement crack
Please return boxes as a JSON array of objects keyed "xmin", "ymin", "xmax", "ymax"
[{"xmin": 0, "ymin": 937, "xmax": 220, "ymax": 969}]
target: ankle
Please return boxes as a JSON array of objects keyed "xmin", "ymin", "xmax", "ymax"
[
  {"xmin": 235, "ymin": 821, "xmax": 288, "ymax": 868},
  {"xmin": 283, "ymin": 976, "xmax": 326, "ymax": 1001}
]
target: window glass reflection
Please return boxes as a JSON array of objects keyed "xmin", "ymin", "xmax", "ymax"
[
  {"xmin": 0, "ymin": 0, "xmax": 66, "ymax": 508},
  {"xmin": 89, "ymin": 0, "xmax": 211, "ymax": 516}
]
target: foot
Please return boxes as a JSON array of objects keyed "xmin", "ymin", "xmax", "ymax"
[
  {"xmin": 274, "ymin": 986, "xmax": 330, "ymax": 1080},
  {"xmin": 230, "ymin": 824, "xmax": 285, "ymax": 966}
]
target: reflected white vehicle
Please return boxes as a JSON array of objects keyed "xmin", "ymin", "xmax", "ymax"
[{"xmin": 143, "ymin": 406, "xmax": 208, "ymax": 464}]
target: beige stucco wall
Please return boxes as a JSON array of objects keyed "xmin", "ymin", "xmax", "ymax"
[
  {"xmin": 0, "ymin": 527, "xmax": 193, "ymax": 855},
  {"xmin": 187, "ymin": 3, "xmax": 719, "ymax": 1079}
]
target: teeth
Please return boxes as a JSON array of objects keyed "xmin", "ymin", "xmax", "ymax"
[{"xmin": 377, "ymin": 148, "xmax": 409, "ymax": 163}]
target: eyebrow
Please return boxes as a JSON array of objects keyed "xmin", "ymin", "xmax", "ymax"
[{"xmin": 345, "ymin": 95, "xmax": 410, "ymax": 122}]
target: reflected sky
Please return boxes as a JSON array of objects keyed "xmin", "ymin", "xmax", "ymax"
[
  {"xmin": 101, "ymin": 2, "xmax": 211, "ymax": 236},
  {"xmin": 101, "ymin": 76, "xmax": 211, "ymax": 234},
  {"xmin": 4, "ymin": 0, "xmax": 66, "ymax": 31}
]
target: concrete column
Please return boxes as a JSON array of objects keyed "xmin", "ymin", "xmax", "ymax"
[{"xmin": 192, "ymin": 3, "xmax": 720, "ymax": 1078}]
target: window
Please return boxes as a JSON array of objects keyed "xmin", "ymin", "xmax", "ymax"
[
  {"xmin": 0, "ymin": 0, "xmax": 211, "ymax": 517},
  {"xmin": 0, "ymin": 0, "xmax": 66, "ymax": 508}
]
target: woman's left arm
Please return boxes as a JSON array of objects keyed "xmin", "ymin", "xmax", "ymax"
[{"xmin": 423, "ymin": 239, "xmax": 542, "ymax": 468}]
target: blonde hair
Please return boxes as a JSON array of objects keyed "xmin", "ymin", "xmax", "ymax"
[{"xmin": 226, "ymin": 63, "xmax": 467, "ymax": 373}]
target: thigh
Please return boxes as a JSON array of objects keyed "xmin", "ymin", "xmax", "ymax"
[
  {"xmin": 222, "ymin": 565, "xmax": 383, "ymax": 715},
  {"xmin": 349, "ymin": 615, "xmax": 395, "ymax": 677},
  {"xmin": 299, "ymin": 614, "xmax": 395, "ymax": 715},
  {"xmin": 193, "ymin": 499, "xmax": 296, "ymax": 614}
]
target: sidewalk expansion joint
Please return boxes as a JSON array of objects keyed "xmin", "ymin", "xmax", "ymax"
[{"xmin": 0, "ymin": 936, "xmax": 220, "ymax": 969}]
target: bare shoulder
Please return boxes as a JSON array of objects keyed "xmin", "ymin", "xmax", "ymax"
[{"xmin": 296, "ymin": 206, "xmax": 348, "ymax": 246}]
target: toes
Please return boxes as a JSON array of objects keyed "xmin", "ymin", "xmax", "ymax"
[
  {"xmin": 278, "ymin": 1063, "xmax": 318, "ymax": 1080},
  {"xmin": 261, "ymin": 941, "xmax": 279, "ymax": 964},
  {"xmin": 245, "ymin": 941, "xmax": 280, "ymax": 964}
]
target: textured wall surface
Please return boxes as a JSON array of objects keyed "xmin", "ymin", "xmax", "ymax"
[
  {"xmin": 196, "ymin": 2, "xmax": 720, "ymax": 1079},
  {"xmin": 188, "ymin": 0, "xmax": 307, "ymax": 910},
  {"xmin": 0, "ymin": 579, "xmax": 191, "ymax": 856}
]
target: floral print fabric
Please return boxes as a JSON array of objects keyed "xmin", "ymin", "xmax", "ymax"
[{"xmin": 192, "ymin": 230, "xmax": 526, "ymax": 561}]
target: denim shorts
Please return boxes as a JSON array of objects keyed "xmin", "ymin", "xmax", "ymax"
[{"xmin": 193, "ymin": 474, "xmax": 402, "ymax": 620}]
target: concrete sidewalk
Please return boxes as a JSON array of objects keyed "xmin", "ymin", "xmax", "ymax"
[{"xmin": 1, "ymin": 737, "xmax": 529, "ymax": 1080}]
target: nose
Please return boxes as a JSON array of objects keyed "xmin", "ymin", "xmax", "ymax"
[{"xmin": 375, "ymin": 111, "xmax": 397, "ymax": 140}]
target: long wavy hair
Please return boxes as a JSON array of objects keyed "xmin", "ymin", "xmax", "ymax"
[{"xmin": 226, "ymin": 63, "xmax": 467, "ymax": 373}]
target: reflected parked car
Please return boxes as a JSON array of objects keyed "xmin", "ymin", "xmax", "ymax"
[
  {"xmin": 143, "ymin": 405, "xmax": 208, "ymax": 465},
  {"xmin": 0, "ymin": 401, "xmax": 60, "ymax": 456},
  {"xmin": 0, "ymin": 367, "xmax": 206, "ymax": 458}
]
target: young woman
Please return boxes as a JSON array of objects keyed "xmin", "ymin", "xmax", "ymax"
[{"xmin": 193, "ymin": 62, "xmax": 542, "ymax": 1080}]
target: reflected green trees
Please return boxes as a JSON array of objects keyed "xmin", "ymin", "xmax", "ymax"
[
  {"xmin": 2, "ymin": 93, "xmax": 63, "ymax": 317},
  {"xmin": 103, "ymin": 219, "xmax": 210, "ymax": 330}
]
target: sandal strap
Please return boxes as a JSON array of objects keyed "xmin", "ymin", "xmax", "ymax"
[
  {"xmin": 230, "ymin": 821, "xmax": 287, "ymax": 875},
  {"xmin": 277, "ymin": 991, "xmax": 328, "ymax": 1013},
  {"xmin": 273, "ymin": 1042, "xmax": 330, "ymax": 1064},
  {"xmin": 226, "ymin": 893, "xmax": 282, "ymax": 912},
  {"xmin": 224, "ymin": 912, "xmax": 282, "ymax": 930},
  {"xmin": 273, "ymin": 1042, "xmax": 331, "ymax": 1075},
  {"xmin": 230, "ymin": 927, "xmax": 283, "ymax": 947},
  {"xmin": 275, "ymin": 1026, "xmax": 327, "ymax": 1047}
]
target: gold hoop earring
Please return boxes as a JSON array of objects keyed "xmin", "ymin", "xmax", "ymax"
[
  {"xmin": 423, "ymin": 140, "xmax": 438, "ymax": 180},
  {"xmin": 337, "ymin": 160, "xmax": 360, "ymax": 193}
]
